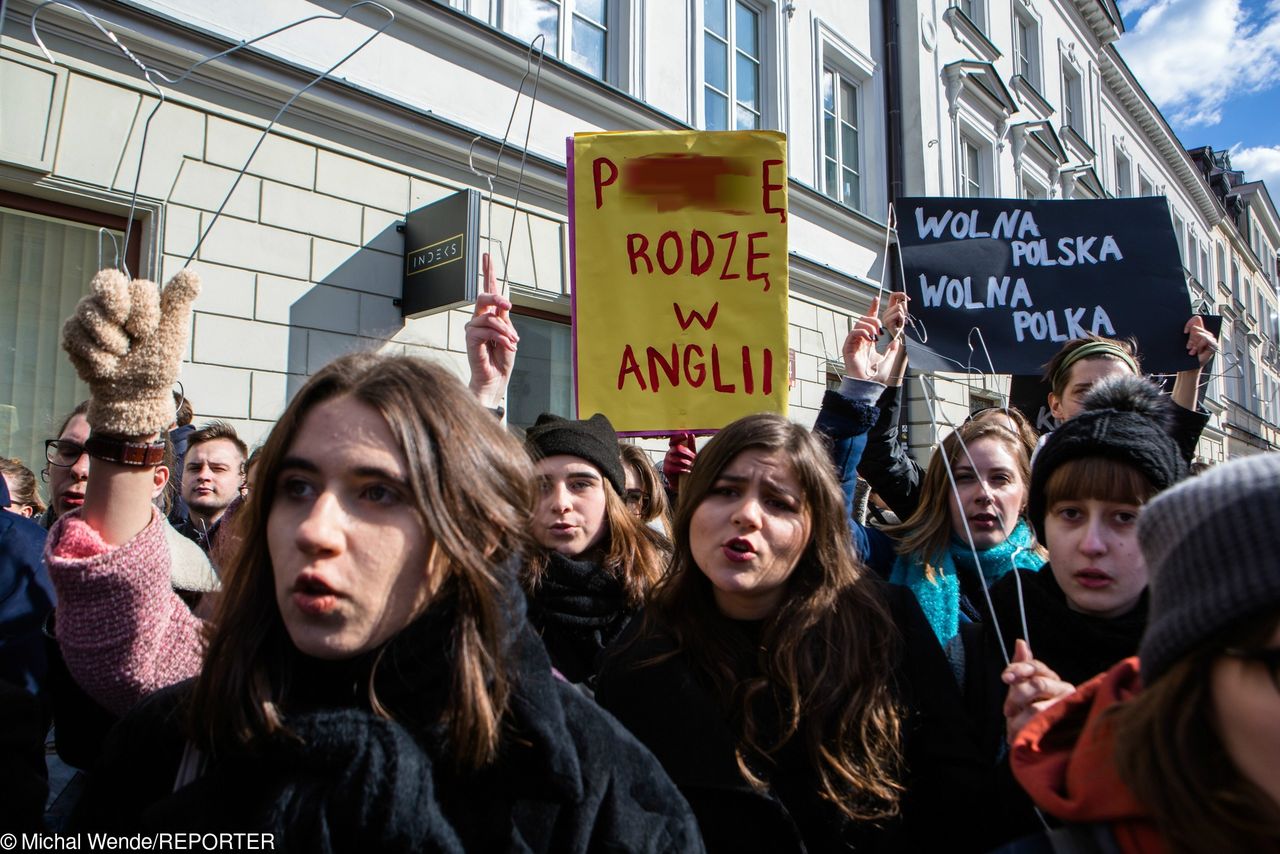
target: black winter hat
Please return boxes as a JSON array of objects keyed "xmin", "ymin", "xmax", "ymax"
[
  {"xmin": 1028, "ymin": 375, "xmax": 1187, "ymax": 542},
  {"xmin": 525, "ymin": 412, "xmax": 626, "ymax": 495},
  {"xmin": 1138, "ymin": 452, "xmax": 1280, "ymax": 684}
]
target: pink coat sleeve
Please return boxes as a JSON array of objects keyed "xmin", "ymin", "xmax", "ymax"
[{"xmin": 45, "ymin": 507, "xmax": 205, "ymax": 716}]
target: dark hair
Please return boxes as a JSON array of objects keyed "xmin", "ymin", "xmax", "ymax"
[
  {"xmin": 1043, "ymin": 456, "xmax": 1159, "ymax": 510},
  {"xmin": 1112, "ymin": 609, "xmax": 1280, "ymax": 852},
  {"xmin": 52, "ymin": 400, "xmax": 90, "ymax": 439},
  {"xmin": 1041, "ymin": 335, "xmax": 1141, "ymax": 398},
  {"xmin": 642, "ymin": 413, "xmax": 905, "ymax": 822},
  {"xmin": 189, "ymin": 353, "xmax": 537, "ymax": 770},
  {"xmin": 0, "ymin": 457, "xmax": 45, "ymax": 515},
  {"xmin": 619, "ymin": 443, "xmax": 671, "ymax": 533},
  {"xmin": 173, "ymin": 391, "xmax": 194, "ymax": 427},
  {"xmin": 188, "ymin": 420, "xmax": 249, "ymax": 462}
]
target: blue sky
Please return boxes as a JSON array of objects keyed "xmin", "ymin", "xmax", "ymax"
[{"xmin": 1115, "ymin": 0, "xmax": 1280, "ymax": 193}]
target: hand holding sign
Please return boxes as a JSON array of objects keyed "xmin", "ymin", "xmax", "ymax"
[
  {"xmin": 843, "ymin": 297, "xmax": 902, "ymax": 386},
  {"xmin": 662, "ymin": 432, "xmax": 698, "ymax": 494},
  {"xmin": 465, "ymin": 253, "xmax": 520, "ymax": 408},
  {"xmin": 1184, "ymin": 315, "xmax": 1218, "ymax": 367}
]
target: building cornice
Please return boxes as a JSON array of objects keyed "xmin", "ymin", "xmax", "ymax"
[
  {"xmin": 1098, "ymin": 49, "xmax": 1222, "ymax": 226},
  {"xmin": 1070, "ymin": 0, "xmax": 1124, "ymax": 46}
]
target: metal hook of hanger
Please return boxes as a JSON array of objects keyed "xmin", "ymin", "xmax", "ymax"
[
  {"xmin": 97, "ymin": 227, "xmax": 121, "ymax": 273},
  {"xmin": 466, "ymin": 34, "xmax": 547, "ymax": 296},
  {"xmin": 33, "ymin": 1, "xmax": 394, "ymax": 276}
]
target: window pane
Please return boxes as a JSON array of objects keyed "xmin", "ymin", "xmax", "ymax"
[
  {"xmin": 576, "ymin": 0, "xmax": 606, "ymax": 24},
  {"xmin": 735, "ymin": 103, "xmax": 759, "ymax": 130},
  {"xmin": 824, "ymin": 158, "xmax": 838, "ymax": 200},
  {"xmin": 822, "ymin": 69, "xmax": 835, "ymax": 112},
  {"xmin": 735, "ymin": 53, "xmax": 758, "ymax": 108},
  {"xmin": 705, "ymin": 89, "xmax": 729, "ymax": 130},
  {"xmin": 704, "ymin": 34, "xmax": 728, "ymax": 92},
  {"xmin": 570, "ymin": 17, "xmax": 606, "ymax": 78},
  {"xmin": 508, "ymin": 0, "xmax": 560, "ymax": 55},
  {"xmin": 0, "ymin": 208, "xmax": 96, "ymax": 470},
  {"xmin": 823, "ymin": 113, "xmax": 836, "ymax": 156},
  {"xmin": 735, "ymin": 3, "xmax": 759, "ymax": 59},
  {"xmin": 705, "ymin": 0, "xmax": 727, "ymax": 37},
  {"xmin": 840, "ymin": 79, "xmax": 857, "ymax": 127},
  {"xmin": 508, "ymin": 314, "xmax": 574, "ymax": 429},
  {"xmin": 841, "ymin": 124, "xmax": 859, "ymax": 173},
  {"xmin": 843, "ymin": 168, "xmax": 860, "ymax": 206}
]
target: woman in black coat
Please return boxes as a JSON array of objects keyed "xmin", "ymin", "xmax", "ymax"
[
  {"xmin": 63, "ymin": 330, "xmax": 701, "ymax": 849},
  {"xmin": 596, "ymin": 413, "xmax": 990, "ymax": 853}
]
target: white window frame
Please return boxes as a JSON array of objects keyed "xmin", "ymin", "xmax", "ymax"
[
  {"xmin": 1113, "ymin": 145, "xmax": 1132, "ymax": 197},
  {"xmin": 498, "ymin": 0, "xmax": 623, "ymax": 84},
  {"xmin": 1011, "ymin": 2, "xmax": 1041, "ymax": 90},
  {"xmin": 1137, "ymin": 169, "xmax": 1154, "ymax": 197},
  {"xmin": 813, "ymin": 22, "xmax": 877, "ymax": 214},
  {"xmin": 957, "ymin": 0, "xmax": 985, "ymax": 31},
  {"xmin": 1172, "ymin": 210, "xmax": 1186, "ymax": 267},
  {"xmin": 694, "ymin": 0, "xmax": 777, "ymax": 131},
  {"xmin": 958, "ymin": 132, "xmax": 990, "ymax": 198},
  {"xmin": 1061, "ymin": 57, "xmax": 1085, "ymax": 137}
]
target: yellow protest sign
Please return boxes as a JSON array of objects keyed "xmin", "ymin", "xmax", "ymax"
[{"xmin": 569, "ymin": 130, "xmax": 789, "ymax": 434}]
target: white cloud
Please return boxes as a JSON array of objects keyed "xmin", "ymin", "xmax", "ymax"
[
  {"xmin": 1231, "ymin": 144, "xmax": 1280, "ymax": 195},
  {"xmin": 1117, "ymin": 0, "xmax": 1280, "ymax": 128}
]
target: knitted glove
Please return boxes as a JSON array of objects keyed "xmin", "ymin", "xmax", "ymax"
[{"xmin": 61, "ymin": 268, "xmax": 201, "ymax": 436}]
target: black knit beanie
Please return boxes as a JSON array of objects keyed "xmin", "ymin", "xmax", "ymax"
[
  {"xmin": 1138, "ymin": 452, "xmax": 1280, "ymax": 684},
  {"xmin": 525, "ymin": 412, "xmax": 626, "ymax": 495},
  {"xmin": 1028, "ymin": 374, "xmax": 1187, "ymax": 542}
]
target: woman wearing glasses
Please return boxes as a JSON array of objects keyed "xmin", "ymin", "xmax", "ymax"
[
  {"xmin": 620, "ymin": 443, "xmax": 672, "ymax": 537},
  {"xmin": 1006, "ymin": 452, "xmax": 1280, "ymax": 853}
]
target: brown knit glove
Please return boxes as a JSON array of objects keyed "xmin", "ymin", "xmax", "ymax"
[{"xmin": 62, "ymin": 268, "xmax": 201, "ymax": 436}]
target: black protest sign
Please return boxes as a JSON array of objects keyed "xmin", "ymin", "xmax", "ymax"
[{"xmin": 897, "ymin": 197, "xmax": 1196, "ymax": 376}]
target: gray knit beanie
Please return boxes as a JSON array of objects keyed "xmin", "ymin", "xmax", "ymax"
[{"xmin": 1138, "ymin": 452, "xmax": 1280, "ymax": 685}]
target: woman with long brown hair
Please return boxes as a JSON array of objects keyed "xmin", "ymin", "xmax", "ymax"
[
  {"xmin": 47, "ymin": 270, "xmax": 702, "ymax": 849},
  {"xmin": 595, "ymin": 411, "xmax": 986, "ymax": 852}
]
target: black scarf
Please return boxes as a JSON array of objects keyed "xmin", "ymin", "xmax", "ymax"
[
  {"xmin": 527, "ymin": 551, "xmax": 634, "ymax": 683},
  {"xmin": 989, "ymin": 566, "xmax": 1148, "ymax": 686}
]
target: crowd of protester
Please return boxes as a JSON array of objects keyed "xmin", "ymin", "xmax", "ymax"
[{"xmin": 0, "ymin": 265, "xmax": 1276, "ymax": 853}]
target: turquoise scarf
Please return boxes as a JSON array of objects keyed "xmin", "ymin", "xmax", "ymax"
[{"xmin": 889, "ymin": 519, "xmax": 1043, "ymax": 648}]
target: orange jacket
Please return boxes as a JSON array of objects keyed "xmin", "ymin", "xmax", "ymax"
[{"xmin": 1009, "ymin": 657, "xmax": 1166, "ymax": 854}]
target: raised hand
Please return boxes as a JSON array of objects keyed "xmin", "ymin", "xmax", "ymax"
[
  {"xmin": 842, "ymin": 296, "xmax": 902, "ymax": 385},
  {"xmin": 1001, "ymin": 639, "xmax": 1075, "ymax": 744},
  {"xmin": 662, "ymin": 432, "xmax": 698, "ymax": 495},
  {"xmin": 881, "ymin": 291, "xmax": 909, "ymax": 340},
  {"xmin": 62, "ymin": 268, "xmax": 201, "ymax": 437},
  {"xmin": 465, "ymin": 253, "xmax": 520, "ymax": 407},
  {"xmin": 1184, "ymin": 315, "xmax": 1218, "ymax": 367}
]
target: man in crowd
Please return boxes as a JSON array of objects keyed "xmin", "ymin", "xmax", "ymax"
[{"xmin": 175, "ymin": 421, "xmax": 246, "ymax": 551}]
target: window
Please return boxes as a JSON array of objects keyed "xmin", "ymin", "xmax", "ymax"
[
  {"xmin": 958, "ymin": 0, "xmax": 983, "ymax": 28},
  {"xmin": 0, "ymin": 195, "xmax": 140, "ymax": 471},
  {"xmin": 1138, "ymin": 171, "xmax": 1154, "ymax": 197},
  {"xmin": 959, "ymin": 135, "xmax": 984, "ymax": 197},
  {"xmin": 703, "ymin": 0, "xmax": 761, "ymax": 130},
  {"xmin": 1062, "ymin": 63, "xmax": 1084, "ymax": 135},
  {"xmin": 1114, "ymin": 147, "xmax": 1131, "ymax": 197},
  {"xmin": 821, "ymin": 67, "xmax": 861, "ymax": 209},
  {"xmin": 508, "ymin": 312, "xmax": 574, "ymax": 429},
  {"xmin": 1012, "ymin": 10, "xmax": 1039, "ymax": 88},
  {"xmin": 1172, "ymin": 211, "xmax": 1186, "ymax": 265},
  {"xmin": 1199, "ymin": 242, "xmax": 1210, "ymax": 285},
  {"xmin": 506, "ymin": 0, "xmax": 608, "ymax": 79},
  {"xmin": 1216, "ymin": 243, "xmax": 1227, "ymax": 286},
  {"xmin": 1022, "ymin": 176, "xmax": 1046, "ymax": 199}
]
